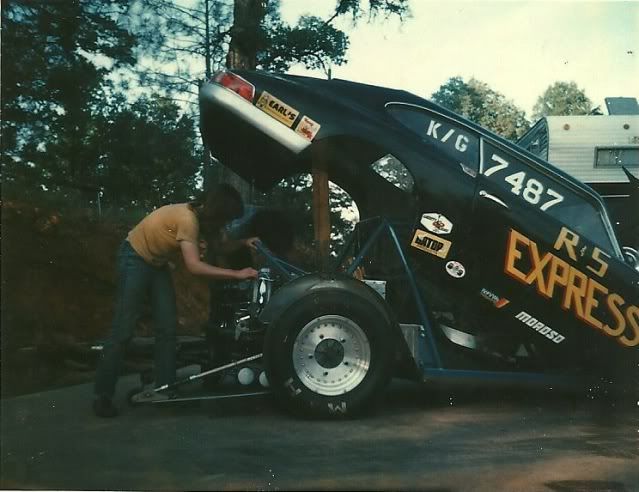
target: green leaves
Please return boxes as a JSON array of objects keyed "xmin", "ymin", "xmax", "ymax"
[
  {"xmin": 331, "ymin": 0, "xmax": 410, "ymax": 22},
  {"xmin": 1, "ymin": 1, "xmax": 198, "ymax": 212},
  {"xmin": 431, "ymin": 77, "xmax": 530, "ymax": 141},
  {"xmin": 90, "ymin": 95, "xmax": 200, "ymax": 209},
  {"xmin": 532, "ymin": 81, "xmax": 593, "ymax": 120},
  {"xmin": 1, "ymin": 0, "xmax": 136, "ymax": 189},
  {"xmin": 258, "ymin": 16, "xmax": 349, "ymax": 74}
]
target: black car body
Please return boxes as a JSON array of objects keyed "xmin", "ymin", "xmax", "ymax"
[{"xmin": 199, "ymin": 70, "xmax": 639, "ymax": 416}]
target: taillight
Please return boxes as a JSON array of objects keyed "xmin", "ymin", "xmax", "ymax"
[{"xmin": 212, "ymin": 71, "xmax": 255, "ymax": 102}]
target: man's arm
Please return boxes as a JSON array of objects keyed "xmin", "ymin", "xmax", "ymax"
[{"xmin": 180, "ymin": 241, "xmax": 257, "ymax": 280}]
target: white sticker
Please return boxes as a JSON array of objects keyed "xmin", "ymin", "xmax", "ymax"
[
  {"xmin": 445, "ymin": 260, "xmax": 465, "ymax": 278},
  {"xmin": 295, "ymin": 115, "xmax": 321, "ymax": 141},
  {"xmin": 420, "ymin": 213, "xmax": 453, "ymax": 235}
]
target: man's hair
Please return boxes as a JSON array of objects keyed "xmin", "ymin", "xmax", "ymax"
[{"xmin": 194, "ymin": 184, "xmax": 244, "ymax": 224}]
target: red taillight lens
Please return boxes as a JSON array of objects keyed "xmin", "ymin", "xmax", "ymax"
[{"xmin": 212, "ymin": 71, "xmax": 255, "ymax": 102}]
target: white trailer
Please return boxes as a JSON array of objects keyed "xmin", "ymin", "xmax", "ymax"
[
  {"xmin": 518, "ymin": 108, "xmax": 639, "ymax": 248},
  {"xmin": 517, "ymin": 114, "xmax": 639, "ymax": 192}
]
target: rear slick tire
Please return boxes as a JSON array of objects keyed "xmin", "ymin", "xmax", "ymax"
[{"xmin": 264, "ymin": 288, "xmax": 395, "ymax": 418}]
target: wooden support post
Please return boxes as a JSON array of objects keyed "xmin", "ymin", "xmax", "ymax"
[{"xmin": 312, "ymin": 145, "xmax": 331, "ymax": 270}]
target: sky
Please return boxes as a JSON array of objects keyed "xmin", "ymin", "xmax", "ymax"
[{"xmin": 279, "ymin": 0, "xmax": 639, "ymax": 118}]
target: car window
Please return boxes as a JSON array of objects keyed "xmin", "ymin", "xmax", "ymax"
[
  {"xmin": 386, "ymin": 103, "xmax": 479, "ymax": 174},
  {"xmin": 481, "ymin": 139, "xmax": 615, "ymax": 252},
  {"xmin": 370, "ymin": 154, "xmax": 414, "ymax": 192}
]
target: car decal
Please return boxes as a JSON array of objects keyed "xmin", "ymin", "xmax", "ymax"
[
  {"xmin": 256, "ymin": 91, "xmax": 299, "ymax": 128},
  {"xmin": 425, "ymin": 118, "xmax": 470, "ymax": 154},
  {"xmin": 445, "ymin": 261, "xmax": 466, "ymax": 278},
  {"xmin": 410, "ymin": 229, "xmax": 451, "ymax": 259},
  {"xmin": 481, "ymin": 152, "xmax": 565, "ymax": 211},
  {"xmin": 295, "ymin": 115, "xmax": 321, "ymax": 141},
  {"xmin": 515, "ymin": 311, "xmax": 565, "ymax": 344},
  {"xmin": 504, "ymin": 227, "xmax": 639, "ymax": 348},
  {"xmin": 480, "ymin": 288, "xmax": 510, "ymax": 308},
  {"xmin": 420, "ymin": 213, "xmax": 453, "ymax": 235}
]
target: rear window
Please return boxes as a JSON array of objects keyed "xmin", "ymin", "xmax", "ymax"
[
  {"xmin": 386, "ymin": 104, "xmax": 479, "ymax": 174},
  {"xmin": 481, "ymin": 140, "xmax": 616, "ymax": 252}
]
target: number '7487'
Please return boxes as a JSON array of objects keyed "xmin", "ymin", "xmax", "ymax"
[{"xmin": 483, "ymin": 154, "xmax": 564, "ymax": 211}]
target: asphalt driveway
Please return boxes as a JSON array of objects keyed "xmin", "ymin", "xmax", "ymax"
[{"xmin": 1, "ymin": 374, "xmax": 637, "ymax": 491}]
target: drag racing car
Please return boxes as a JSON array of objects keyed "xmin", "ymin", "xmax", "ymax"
[{"xmin": 131, "ymin": 70, "xmax": 639, "ymax": 418}]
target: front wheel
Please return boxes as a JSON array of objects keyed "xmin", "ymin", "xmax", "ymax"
[{"xmin": 264, "ymin": 287, "xmax": 395, "ymax": 418}]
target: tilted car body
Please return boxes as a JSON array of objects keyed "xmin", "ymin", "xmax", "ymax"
[{"xmin": 199, "ymin": 70, "xmax": 639, "ymax": 417}]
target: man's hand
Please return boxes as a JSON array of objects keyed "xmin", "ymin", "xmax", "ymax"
[
  {"xmin": 235, "ymin": 267, "xmax": 258, "ymax": 280},
  {"xmin": 181, "ymin": 240, "xmax": 255, "ymax": 280},
  {"xmin": 243, "ymin": 237, "xmax": 260, "ymax": 251}
]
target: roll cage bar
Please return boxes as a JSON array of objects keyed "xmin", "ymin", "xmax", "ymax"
[{"xmin": 255, "ymin": 218, "xmax": 578, "ymax": 387}]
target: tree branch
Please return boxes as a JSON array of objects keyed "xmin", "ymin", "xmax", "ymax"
[{"xmin": 325, "ymin": 0, "xmax": 350, "ymax": 25}]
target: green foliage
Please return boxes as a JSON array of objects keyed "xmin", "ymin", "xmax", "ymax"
[
  {"xmin": 532, "ymin": 81, "xmax": 593, "ymax": 120},
  {"xmin": 332, "ymin": 0, "xmax": 410, "ymax": 21},
  {"xmin": 258, "ymin": 16, "xmax": 349, "ymax": 74},
  {"xmin": 1, "ymin": 2, "xmax": 199, "ymax": 212},
  {"xmin": 90, "ymin": 94, "xmax": 201, "ymax": 210},
  {"xmin": 431, "ymin": 77, "xmax": 530, "ymax": 140},
  {"xmin": 1, "ymin": 0, "xmax": 136, "ymax": 189}
]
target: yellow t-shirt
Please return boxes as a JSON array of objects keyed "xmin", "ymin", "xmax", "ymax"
[{"xmin": 127, "ymin": 203, "xmax": 199, "ymax": 266}]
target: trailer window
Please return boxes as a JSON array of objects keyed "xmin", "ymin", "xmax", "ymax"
[{"xmin": 595, "ymin": 146, "xmax": 639, "ymax": 168}]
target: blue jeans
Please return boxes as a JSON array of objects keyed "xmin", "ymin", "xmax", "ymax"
[{"xmin": 94, "ymin": 240, "xmax": 177, "ymax": 398}]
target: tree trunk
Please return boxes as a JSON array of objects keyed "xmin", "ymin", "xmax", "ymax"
[
  {"xmin": 220, "ymin": 0, "xmax": 265, "ymax": 203},
  {"xmin": 202, "ymin": 0, "xmax": 213, "ymax": 191},
  {"xmin": 225, "ymin": 0, "xmax": 263, "ymax": 70}
]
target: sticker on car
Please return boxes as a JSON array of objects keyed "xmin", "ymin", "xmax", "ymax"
[
  {"xmin": 420, "ymin": 213, "xmax": 453, "ymax": 235},
  {"xmin": 445, "ymin": 260, "xmax": 466, "ymax": 278},
  {"xmin": 295, "ymin": 115, "xmax": 321, "ymax": 141},
  {"xmin": 480, "ymin": 288, "xmax": 510, "ymax": 308},
  {"xmin": 256, "ymin": 91, "xmax": 299, "ymax": 128},
  {"xmin": 515, "ymin": 311, "xmax": 565, "ymax": 344},
  {"xmin": 420, "ymin": 212, "xmax": 453, "ymax": 234},
  {"xmin": 410, "ymin": 229, "xmax": 451, "ymax": 259},
  {"xmin": 425, "ymin": 119, "xmax": 471, "ymax": 154},
  {"xmin": 504, "ymin": 227, "xmax": 639, "ymax": 348}
]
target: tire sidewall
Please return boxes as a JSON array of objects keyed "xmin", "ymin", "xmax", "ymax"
[{"xmin": 264, "ymin": 288, "xmax": 394, "ymax": 417}]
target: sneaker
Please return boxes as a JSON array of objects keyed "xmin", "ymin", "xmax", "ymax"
[{"xmin": 93, "ymin": 396, "xmax": 118, "ymax": 418}]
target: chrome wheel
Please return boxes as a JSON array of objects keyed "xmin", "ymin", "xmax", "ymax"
[{"xmin": 292, "ymin": 315, "xmax": 371, "ymax": 396}]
